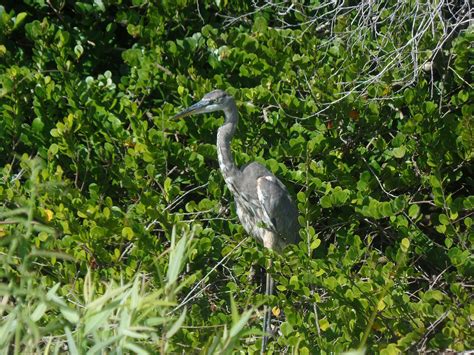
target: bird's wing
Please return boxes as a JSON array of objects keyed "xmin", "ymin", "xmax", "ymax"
[{"xmin": 256, "ymin": 175, "xmax": 299, "ymax": 246}]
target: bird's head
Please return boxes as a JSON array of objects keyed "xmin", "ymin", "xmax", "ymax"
[{"xmin": 174, "ymin": 90, "xmax": 234, "ymax": 119}]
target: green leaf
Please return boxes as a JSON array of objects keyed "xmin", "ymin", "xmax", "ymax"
[
  {"xmin": 393, "ymin": 196, "xmax": 406, "ymax": 212},
  {"xmin": 318, "ymin": 318, "xmax": 330, "ymax": 331},
  {"xmin": 356, "ymin": 179, "xmax": 368, "ymax": 191},
  {"xmin": 381, "ymin": 202, "xmax": 394, "ymax": 217},
  {"xmin": 123, "ymin": 342, "xmax": 148, "ymax": 355},
  {"xmin": 392, "ymin": 146, "xmax": 406, "ymax": 158},
  {"xmin": 424, "ymin": 290, "xmax": 444, "ymax": 302},
  {"xmin": 61, "ymin": 307, "xmax": 80, "ymax": 323},
  {"xmin": 166, "ymin": 308, "xmax": 186, "ymax": 339},
  {"xmin": 88, "ymin": 335, "xmax": 122, "ymax": 354},
  {"xmin": 332, "ymin": 188, "xmax": 349, "ymax": 205},
  {"xmin": 32, "ymin": 117, "xmax": 44, "ymax": 132},
  {"xmin": 297, "ymin": 191, "xmax": 306, "ymax": 203},
  {"xmin": 84, "ymin": 308, "xmax": 115, "ymax": 335},
  {"xmin": 167, "ymin": 229, "xmax": 190, "ymax": 288},
  {"xmin": 424, "ymin": 101, "xmax": 437, "ymax": 114},
  {"xmin": 310, "ymin": 238, "xmax": 321, "ymax": 250},
  {"xmin": 281, "ymin": 322, "xmax": 293, "ymax": 336},
  {"xmin": 329, "ymin": 45, "xmax": 340, "ymax": 57},
  {"xmin": 122, "ymin": 227, "xmax": 134, "ymax": 239},
  {"xmin": 229, "ymin": 309, "xmax": 253, "ymax": 338},
  {"xmin": 65, "ymin": 326, "xmax": 79, "ymax": 355},
  {"xmin": 230, "ymin": 293, "xmax": 238, "ymax": 324},
  {"xmin": 445, "ymin": 237, "xmax": 453, "ymax": 248},
  {"xmin": 430, "ymin": 175, "xmax": 442, "ymax": 188},
  {"xmin": 380, "ymin": 343, "xmax": 401, "ymax": 355},
  {"xmin": 439, "ymin": 214, "xmax": 449, "ymax": 225},
  {"xmin": 145, "ymin": 317, "xmax": 167, "ymax": 326},
  {"xmin": 320, "ymin": 195, "xmax": 332, "ymax": 208},
  {"xmin": 408, "ymin": 204, "xmax": 420, "ymax": 218},
  {"xmin": 13, "ymin": 12, "xmax": 28, "ymax": 30},
  {"xmin": 94, "ymin": 0, "xmax": 106, "ymax": 11},
  {"xmin": 400, "ymin": 238, "xmax": 410, "ymax": 253},
  {"xmin": 31, "ymin": 302, "xmax": 48, "ymax": 322},
  {"xmin": 253, "ymin": 16, "xmax": 268, "ymax": 33},
  {"xmin": 463, "ymin": 196, "xmax": 474, "ymax": 209},
  {"xmin": 74, "ymin": 44, "xmax": 84, "ymax": 58},
  {"xmin": 289, "ymin": 275, "xmax": 299, "ymax": 287},
  {"xmin": 404, "ymin": 88, "xmax": 414, "ymax": 104},
  {"xmin": 464, "ymin": 217, "xmax": 472, "ymax": 228},
  {"xmin": 324, "ymin": 277, "xmax": 338, "ymax": 290}
]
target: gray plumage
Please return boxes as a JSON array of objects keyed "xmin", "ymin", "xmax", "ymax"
[
  {"xmin": 234, "ymin": 162, "xmax": 299, "ymax": 250},
  {"xmin": 174, "ymin": 89, "xmax": 299, "ymax": 351}
]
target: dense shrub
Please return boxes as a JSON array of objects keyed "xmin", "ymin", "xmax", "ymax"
[{"xmin": 0, "ymin": 1, "xmax": 472, "ymax": 353}]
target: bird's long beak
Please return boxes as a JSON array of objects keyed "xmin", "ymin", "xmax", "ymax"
[{"xmin": 174, "ymin": 100, "xmax": 208, "ymax": 119}]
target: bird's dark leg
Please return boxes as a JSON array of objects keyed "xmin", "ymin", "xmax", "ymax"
[
  {"xmin": 261, "ymin": 232, "xmax": 278, "ymax": 354},
  {"xmin": 262, "ymin": 270, "xmax": 274, "ymax": 353}
]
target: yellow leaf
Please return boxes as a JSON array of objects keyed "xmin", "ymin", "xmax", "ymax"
[
  {"xmin": 122, "ymin": 227, "xmax": 134, "ymax": 239},
  {"xmin": 45, "ymin": 209, "xmax": 54, "ymax": 222},
  {"xmin": 0, "ymin": 227, "xmax": 6, "ymax": 237},
  {"xmin": 377, "ymin": 299, "xmax": 386, "ymax": 311},
  {"xmin": 319, "ymin": 318, "xmax": 330, "ymax": 331},
  {"xmin": 272, "ymin": 306, "xmax": 281, "ymax": 317},
  {"xmin": 400, "ymin": 238, "xmax": 410, "ymax": 253}
]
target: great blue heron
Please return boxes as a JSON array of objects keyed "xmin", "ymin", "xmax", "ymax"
[{"xmin": 175, "ymin": 90, "xmax": 299, "ymax": 352}]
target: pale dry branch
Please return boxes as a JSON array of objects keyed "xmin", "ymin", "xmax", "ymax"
[
  {"xmin": 222, "ymin": 0, "xmax": 472, "ymax": 113},
  {"xmin": 169, "ymin": 236, "xmax": 249, "ymax": 315}
]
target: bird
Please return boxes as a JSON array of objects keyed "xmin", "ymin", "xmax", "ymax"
[{"xmin": 174, "ymin": 89, "xmax": 299, "ymax": 352}]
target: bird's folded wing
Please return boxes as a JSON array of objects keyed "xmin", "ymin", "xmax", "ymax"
[{"xmin": 256, "ymin": 175, "xmax": 299, "ymax": 244}]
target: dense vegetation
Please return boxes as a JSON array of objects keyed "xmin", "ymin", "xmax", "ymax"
[{"xmin": 0, "ymin": 1, "xmax": 472, "ymax": 353}]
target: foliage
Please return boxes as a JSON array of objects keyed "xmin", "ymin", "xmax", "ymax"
[
  {"xmin": 0, "ymin": 0, "xmax": 473, "ymax": 353},
  {"xmin": 0, "ymin": 161, "xmax": 252, "ymax": 353}
]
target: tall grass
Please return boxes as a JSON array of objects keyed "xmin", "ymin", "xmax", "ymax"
[{"xmin": 0, "ymin": 159, "xmax": 253, "ymax": 353}]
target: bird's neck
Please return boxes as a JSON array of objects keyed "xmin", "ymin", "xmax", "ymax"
[{"xmin": 217, "ymin": 101, "xmax": 240, "ymax": 182}]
